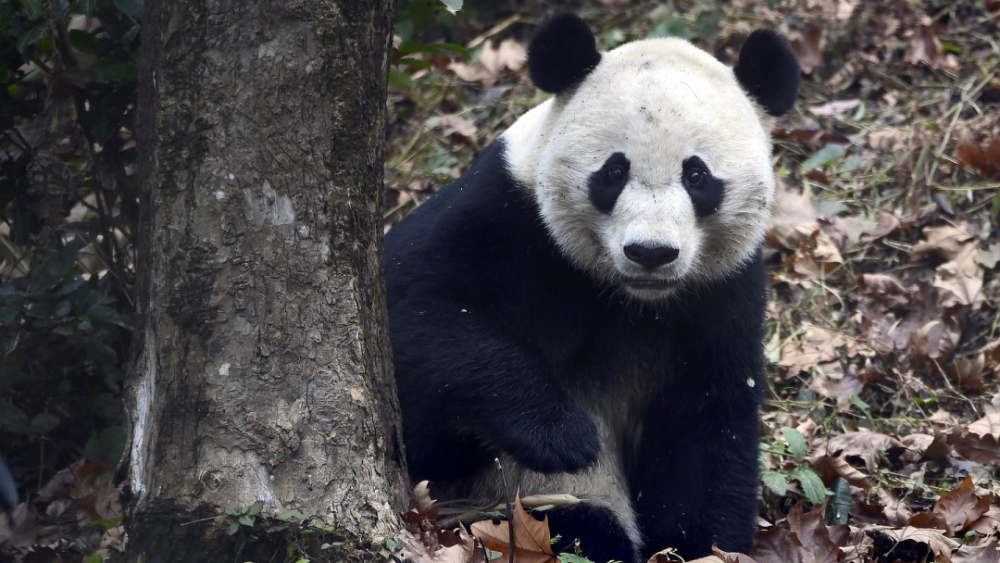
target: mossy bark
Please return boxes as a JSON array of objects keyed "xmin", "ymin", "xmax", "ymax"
[{"xmin": 123, "ymin": 1, "xmax": 406, "ymax": 560}]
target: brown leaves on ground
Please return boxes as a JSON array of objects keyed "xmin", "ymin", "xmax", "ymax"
[{"xmin": 401, "ymin": 481, "xmax": 485, "ymax": 563}]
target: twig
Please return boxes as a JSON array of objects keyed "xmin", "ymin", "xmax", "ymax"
[
  {"xmin": 931, "ymin": 357, "xmax": 980, "ymax": 418},
  {"xmin": 495, "ymin": 458, "xmax": 514, "ymax": 563}
]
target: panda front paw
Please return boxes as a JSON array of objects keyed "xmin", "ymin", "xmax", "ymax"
[{"xmin": 501, "ymin": 406, "xmax": 601, "ymax": 474}]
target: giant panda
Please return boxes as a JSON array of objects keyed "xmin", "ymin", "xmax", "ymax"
[{"xmin": 385, "ymin": 14, "xmax": 799, "ymax": 563}]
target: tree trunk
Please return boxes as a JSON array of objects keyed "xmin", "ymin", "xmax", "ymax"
[{"xmin": 123, "ymin": 1, "xmax": 407, "ymax": 560}]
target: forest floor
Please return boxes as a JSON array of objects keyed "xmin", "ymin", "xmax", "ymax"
[
  {"xmin": 3, "ymin": 0, "xmax": 999, "ymax": 562},
  {"xmin": 384, "ymin": 1, "xmax": 1000, "ymax": 562}
]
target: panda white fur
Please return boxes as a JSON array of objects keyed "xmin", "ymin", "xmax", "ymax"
[{"xmin": 385, "ymin": 14, "xmax": 799, "ymax": 562}]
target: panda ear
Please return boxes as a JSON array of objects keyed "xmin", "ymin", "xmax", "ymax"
[
  {"xmin": 734, "ymin": 30, "xmax": 800, "ymax": 116},
  {"xmin": 528, "ymin": 14, "xmax": 601, "ymax": 94}
]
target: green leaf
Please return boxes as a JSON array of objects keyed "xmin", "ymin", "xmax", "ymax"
[
  {"xmin": 227, "ymin": 521, "xmax": 240, "ymax": 535},
  {"xmin": 849, "ymin": 394, "xmax": 870, "ymax": 413},
  {"xmin": 87, "ymin": 555, "xmax": 104, "ymax": 563},
  {"xmin": 74, "ymin": 0, "xmax": 103, "ymax": 15},
  {"xmin": 388, "ymin": 69, "xmax": 414, "ymax": 89},
  {"xmin": 238, "ymin": 515, "xmax": 255, "ymax": 527},
  {"xmin": 276, "ymin": 509, "xmax": 304, "ymax": 522},
  {"xmin": 294, "ymin": 559, "xmax": 310, "ymax": 563},
  {"xmin": 762, "ymin": 470, "xmax": 788, "ymax": 496},
  {"xmin": 112, "ymin": 0, "xmax": 142, "ymax": 18},
  {"xmin": 69, "ymin": 30, "xmax": 100, "ymax": 54},
  {"xmin": 92, "ymin": 59, "xmax": 136, "ymax": 82},
  {"xmin": 802, "ymin": 144, "xmax": 847, "ymax": 172},
  {"xmin": 647, "ymin": 18, "xmax": 691, "ymax": 40},
  {"xmin": 559, "ymin": 554, "xmax": 595, "ymax": 563},
  {"xmin": 16, "ymin": 22, "xmax": 47, "ymax": 55},
  {"xmin": 246, "ymin": 500, "xmax": 264, "ymax": 516},
  {"xmin": 0, "ymin": 285, "xmax": 24, "ymax": 326},
  {"xmin": 21, "ymin": 0, "xmax": 46, "ymax": 19},
  {"xmin": 780, "ymin": 427, "xmax": 808, "ymax": 461},
  {"xmin": 83, "ymin": 426, "xmax": 127, "ymax": 466},
  {"xmin": 825, "ymin": 477, "xmax": 851, "ymax": 525},
  {"xmin": 792, "ymin": 467, "xmax": 829, "ymax": 505},
  {"xmin": 438, "ymin": 0, "xmax": 461, "ymax": 14},
  {"xmin": 30, "ymin": 412, "xmax": 59, "ymax": 434}
]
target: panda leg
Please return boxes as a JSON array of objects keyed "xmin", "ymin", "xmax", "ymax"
[{"xmin": 548, "ymin": 504, "xmax": 641, "ymax": 563}]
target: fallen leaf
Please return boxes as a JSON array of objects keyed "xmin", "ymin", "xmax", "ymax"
[
  {"xmin": 955, "ymin": 132, "xmax": 1000, "ymax": 180},
  {"xmin": 969, "ymin": 506, "xmax": 1000, "ymax": 535},
  {"xmin": 779, "ymin": 326, "xmax": 849, "ymax": 375},
  {"xmin": 877, "ymin": 488, "xmax": 914, "ymax": 526},
  {"xmin": 953, "ymin": 540, "xmax": 1000, "ymax": 563},
  {"xmin": 812, "ymin": 431, "xmax": 904, "ymax": 473},
  {"xmin": 931, "ymin": 476, "xmax": 994, "ymax": 535},
  {"xmin": 859, "ymin": 274, "xmax": 916, "ymax": 308},
  {"xmin": 807, "ymin": 99, "xmax": 861, "ymax": 117},
  {"xmin": 788, "ymin": 26, "xmax": 823, "ymax": 74},
  {"xmin": 868, "ymin": 128, "xmax": 907, "ymax": 151},
  {"xmin": 809, "ymin": 368, "xmax": 864, "ymax": 405},
  {"xmin": 905, "ymin": 25, "xmax": 959, "ymax": 71},
  {"xmin": 934, "ymin": 261, "xmax": 986, "ymax": 310},
  {"xmin": 471, "ymin": 494, "xmax": 555, "ymax": 563},
  {"xmin": 414, "ymin": 480, "xmax": 437, "ymax": 516},
  {"xmin": 868, "ymin": 526, "xmax": 960, "ymax": 563},
  {"xmin": 749, "ymin": 527, "xmax": 809, "ymax": 563},
  {"xmin": 977, "ymin": 243, "xmax": 1000, "ymax": 269},
  {"xmin": 912, "ymin": 224, "xmax": 979, "ymax": 266},
  {"xmin": 911, "ymin": 318, "xmax": 961, "ymax": 363},
  {"xmin": 786, "ymin": 502, "xmax": 839, "ymax": 563},
  {"xmin": 438, "ymin": 115, "xmax": 478, "ymax": 143},
  {"xmin": 768, "ymin": 184, "xmax": 821, "ymax": 249},
  {"xmin": 810, "ymin": 454, "xmax": 870, "ymax": 488}
]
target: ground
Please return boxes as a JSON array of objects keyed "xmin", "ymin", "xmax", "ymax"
[{"xmin": 2, "ymin": 1, "xmax": 999, "ymax": 562}]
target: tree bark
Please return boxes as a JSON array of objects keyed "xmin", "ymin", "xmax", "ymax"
[{"xmin": 123, "ymin": 1, "xmax": 406, "ymax": 560}]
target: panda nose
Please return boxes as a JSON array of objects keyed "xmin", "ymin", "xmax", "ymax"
[{"xmin": 623, "ymin": 243, "xmax": 680, "ymax": 269}]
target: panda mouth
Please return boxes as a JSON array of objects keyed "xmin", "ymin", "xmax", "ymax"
[{"xmin": 620, "ymin": 276, "xmax": 678, "ymax": 290}]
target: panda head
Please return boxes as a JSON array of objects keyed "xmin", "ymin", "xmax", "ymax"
[{"xmin": 503, "ymin": 14, "xmax": 799, "ymax": 301}]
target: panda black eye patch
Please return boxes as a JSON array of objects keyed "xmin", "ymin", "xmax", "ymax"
[
  {"xmin": 588, "ymin": 152, "xmax": 630, "ymax": 214},
  {"xmin": 682, "ymin": 156, "xmax": 725, "ymax": 217}
]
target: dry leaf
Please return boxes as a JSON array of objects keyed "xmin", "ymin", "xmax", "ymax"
[
  {"xmin": 932, "ymin": 476, "xmax": 994, "ymax": 535},
  {"xmin": 912, "ymin": 224, "xmax": 979, "ymax": 265},
  {"xmin": 789, "ymin": 26, "xmax": 823, "ymax": 74},
  {"xmin": 868, "ymin": 526, "xmax": 960, "ymax": 563},
  {"xmin": 807, "ymin": 99, "xmax": 861, "ymax": 117},
  {"xmin": 905, "ymin": 25, "xmax": 959, "ymax": 71},
  {"xmin": 969, "ymin": 506, "xmax": 1000, "ymax": 535},
  {"xmin": 934, "ymin": 262, "xmax": 986, "ymax": 310},
  {"xmin": 471, "ymin": 494, "xmax": 555, "ymax": 563},
  {"xmin": 768, "ymin": 184, "xmax": 820, "ymax": 249},
  {"xmin": 859, "ymin": 273, "xmax": 917, "ymax": 308},
  {"xmin": 810, "ymin": 454, "xmax": 870, "ymax": 488},
  {"xmin": 779, "ymin": 326, "xmax": 848, "ymax": 374},
  {"xmin": 955, "ymin": 134, "xmax": 1000, "ymax": 179},
  {"xmin": 414, "ymin": 480, "xmax": 437, "ymax": 516},
  {"xmin": 877, "ymin": 488, "xmax": 914, "ymax": 526},
  {"xmin": 953, "ymin": 540, "xmax": 1000, "ymax": 563},
  {"xmin": 868, "ymin": 128, "xmax": 907, "ymax": 151},
  {"xmin": 439, "ymin": 115, "xmax": 478, "ymax": 143},
  {"xmin": 813, "ymin": 430, "xmax": 904, "ymax": 473},
  {"xmin": 786, "ymin": 502, "xmax": 839, "ymax": 563}
]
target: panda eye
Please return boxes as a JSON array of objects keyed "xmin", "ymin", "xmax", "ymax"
[
  {"xmin": 607, "ymin": 165, "xmax": 626, "ymax": 184},
  {"xmin": 686, "ymin": 168, "xmax": 706, "ymax": 188}
]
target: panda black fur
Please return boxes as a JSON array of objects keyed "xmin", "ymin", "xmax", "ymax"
[{"xmin": 385, "ymin": 15, "xmax": 799, "ymax": 563}]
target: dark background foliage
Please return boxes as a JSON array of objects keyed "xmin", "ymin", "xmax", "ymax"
[{"xmin": 1, "ymin": 0, "xmax": 139, "ymax": 491}]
